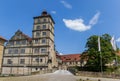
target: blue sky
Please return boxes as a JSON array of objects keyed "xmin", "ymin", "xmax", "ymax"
[{"xmin": 0, "ymin": 0, "xmax": 120, "ymax": 54}]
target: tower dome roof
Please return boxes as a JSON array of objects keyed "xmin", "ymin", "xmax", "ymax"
[{"xmin": 41, "ymin": 10, "xmax": 48, "ymax": 15}]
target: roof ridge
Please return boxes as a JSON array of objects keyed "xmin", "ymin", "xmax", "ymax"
[{"xmin": 0, "ymin": 36, "xmax": 6, "ymax": 41}]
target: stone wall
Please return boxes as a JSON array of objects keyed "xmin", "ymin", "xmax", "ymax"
[{"xmin": 76, "ymin": 71, "xmax": 120, "ymax": 79}]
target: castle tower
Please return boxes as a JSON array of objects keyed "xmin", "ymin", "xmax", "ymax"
[
  {"xmin": 32, "ymin": 10, "xmax": 57, "ymax": 71},
  {"xmin": 2, "ymin": 10, "xmax": 57, "ymax": 75}
]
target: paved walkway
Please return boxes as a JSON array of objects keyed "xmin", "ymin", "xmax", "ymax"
[
  {"xmin": 0, "ymin": 70, "xmax": 76, "ymax": 81},
  {"xmin": 1, "ymin": 70, "xmax": 120, "ymax": 81}
]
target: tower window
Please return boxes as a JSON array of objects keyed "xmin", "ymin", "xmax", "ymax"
[
  {"xmin": 36, "ymin": 32, "xmax": 40, "ymax": 37},
  {"xmin": 36, "ymin": 26, "xmax": 40, "ymax": 30},
  {"xmin": 43, "ymin": 18, "xmax": 46, "ymax": 22},
  {"xmin": 42, "ymin": 32, "xmax": 46, "ymax": 36},
  {"xmin": 43, "ymin": 25, "xmax": 46, "ymax": 29},
  {"xmin": 37, "ymin": 19, "xmax": 40, "ymax": 23},
  {"xmin": 41, "ymin": 48, "xmax": 47, "ymax": 53},
  {"xmin": 35, "ymin": 39, "xmax": 39, "ymax": 44},
  {"xmin": 41, "ymin": 39, "xmax": 46, "ymax": 44}
]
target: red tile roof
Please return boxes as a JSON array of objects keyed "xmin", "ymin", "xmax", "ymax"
[
  {"xmin": 60, "ymin": 54, "xmax": 81, "ymax": 62},
  {"xmin": 0, "ymin": 36, "xmax": 6, "ymax": 41}
]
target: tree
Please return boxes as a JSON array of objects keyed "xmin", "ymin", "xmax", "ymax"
[{"xmin": 82, "ymin": 34, "xmax": 116, "ymax": 72}]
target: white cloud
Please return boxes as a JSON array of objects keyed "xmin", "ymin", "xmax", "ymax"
[
  {"xmin": 59, "ymin": 53, "xmax": 64, "ymax": 55},
  {"xmin": 60, "ymin": 0, "xmax": 72, "ymax": 9},
  {"xmin": 63, "ymin": 12, "xmax": 100, "ymax": 32},
  {"xmin": 116, "ymin": 37, "xmax": 120, "ymax": 42},
  {"xmin": 51, "ymin": 11, "xmax": 56, "ymax": 14},
  {"xmin": 89, "ymin": 12, "xmax": 100, "ymax": 26},
  {"xmin": 63, "ymin": 19, "xmax": 91, "ymax": 32}
]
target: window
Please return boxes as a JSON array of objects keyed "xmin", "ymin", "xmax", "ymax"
[
  {"xmin": 34, "ymin": 48, "xmax": 39, "ymax": 53},
  {"xmin": 14, "ymin": 49, "xmax": 18, "ymax": 54},
  {"xmin": 7, "ymin": 59, "xmax": 12, "ymax": 64},
  {"xmin": 43, "ymin": 25, "xmax": 46, "ymax": 29},
  {"xmin": 41, "ymin": 48, "xmax": 47, "ymax": 53},
  {"xmin": 9, "ymin": 42, "xmax": 14, "ymax": 45},
  {"xmin": 40, "ymin": 59, "xmax": 43, "ymax": 62},
  {"xmin": 40, "ymin": 68, "xmax": 42, "ymax": 70},
  {"xmin": 35, "ymin": 57, "xmax": 39, "ymax": 62},
  {"xmin": 22, "ymin": 40, "xmax": 26, "ymax": 45},
  {"xmin": 35, "ymin": 39, "xmax": 39, "ymax": 44},
  {"xmin": 16, "ymin": 41, "xmax": 20, "ymax": 45},
  {"xmin": 8, "ymin": 49, "xmax": 12, "ymax": 54},
  {"xmin": 41, "ymin": 39, "xmax": 46, "ymax": 44},
  {"xmin": 16, "ymin": 35, "xmax": 20, "ymax": 39},
  {"xmin": 21, "ymin": 49, "xmax": 25, "ymax": 54},
  {"xmin": 20, "ymin": 59, "xmax": 25, "ymax": 64},
  {"xmin": 37, "ymin": 19, "xmax": 40, "ymax": 23},
  {"xmin": 42, "ymin": 32, "xmax": 46, "ymax": 36},
  {"xmin": 36, "ymin": 26, "xmax": 40, "ymax": 30},
  {"xmin": 35, "ymin": 68, "xmax": 38, "ymax": 71},
  {"xmin": 43, "ymin": 18, "xmax": 46, "ymax": 22},
  {"xmin": 36, "ymin": 32, "xmax": 40, "ymax": 37},
  {"xmin": 76, "ymin": 61, "xmax": 78, "ymax": 64}
]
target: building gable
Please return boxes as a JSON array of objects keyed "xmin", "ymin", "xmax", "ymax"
[{"xmin": 10, "ymin": 30, "xmax": 32, "ymax": 41}]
